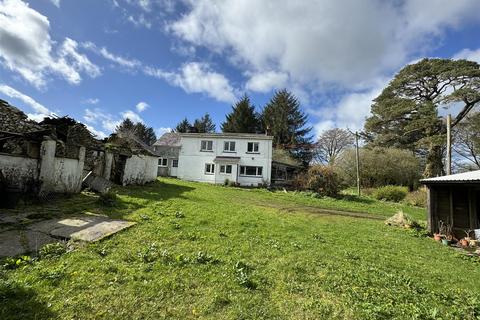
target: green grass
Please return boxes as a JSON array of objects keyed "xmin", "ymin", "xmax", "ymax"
[{"xmin": 1, "ymin": 178, "xmax": 479, "ymax": 319}]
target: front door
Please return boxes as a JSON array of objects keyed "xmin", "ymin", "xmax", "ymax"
[{"xmin": 170, "ymin": 159, "xmax": 178, "ymax": 177}]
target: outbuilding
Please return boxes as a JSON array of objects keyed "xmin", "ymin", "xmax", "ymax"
[{"xmin": 421, "ymin": 170, "xmax": 480, "ymax": 237}]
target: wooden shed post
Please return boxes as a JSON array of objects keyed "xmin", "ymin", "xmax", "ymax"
[{"xmin": 426, "ymin": 186, "xmax": 434, "ymax": 233}]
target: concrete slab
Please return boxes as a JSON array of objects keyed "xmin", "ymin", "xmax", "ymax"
[
  {"xmin": 0, "ymin": 230, "xmax": 25, "ymax": 257},
  {"xmin": 29, "ymin": 214, "xmax": 135, "ymax": 242}
]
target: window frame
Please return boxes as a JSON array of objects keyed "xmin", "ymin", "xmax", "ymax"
[
  {"xmin": 200, "ymin": 140, "xmax": 213, "ymax": 152},
  {"xmin": 239, "ymin": 166, "xmax": 263, "ymax": 177},
  {"xmin": 205, "ymin": 163, "xmax": 215, "ymax": 175},
  {"xmin": 219, "ymin": 164, "xmax": 232, "ymax": 174},
  {"xmin": 223, "ymin": 141, "xmax": 236, "ymax": 153},
  {"xmin": 158, "ymin": 158, "xmax": 168, "ymax": 167},
  {"xmin": 247, "ymin": 142, "xmax": 259, "ymax": 153},
  {"xmin": 172, "ymin": 159, "xmax": 179, "ymax": 168}
]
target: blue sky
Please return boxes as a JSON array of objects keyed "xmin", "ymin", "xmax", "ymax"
[{"xmin": 1, "ymin": 0, "xmax": 480, "ymax": 139}]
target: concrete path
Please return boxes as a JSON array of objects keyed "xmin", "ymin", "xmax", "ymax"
[{"xmin": 0, "ymin": 214, "xmax": 135, "ymax": 257}]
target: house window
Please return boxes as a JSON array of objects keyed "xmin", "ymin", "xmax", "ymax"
[
  {"xmin": 247, "ymin": 142, "xmax": 259, "ymax": 153},
  {"xmin": 201, "ymin": 140, "xmax": 213, "ymax": 151},
  {"xmin": 240, "ymin": 166, "xmax": 263, "ymax": 177},
  {"xmin": 172, "ymin": 159, "xmax": 179, "ymax": 168},
  {"xmin": 158, "ymin": 158, "xmax": 168, "ymax": 167},
  {"xmin": 205, "ymin": 163, "xmax": 215, "ymax": 174},
  {"xmin": 220, "ymin": 164, "xmax": 232, "ymax": 174},
  {"xmin": 223, "ymin": 141, "xmax": 236, "ymax": 152}
]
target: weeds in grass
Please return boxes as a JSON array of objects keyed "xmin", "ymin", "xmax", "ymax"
[
  {"xmin": 39, "ymin": 266, "xmax": 67, "ymax": 285},
  {"xmin": 138, "ymin": 243, "xmax": 159, "ymax": 263},
  {"xmin": 170, "ymin": 221, "xmax": 181, "ymax": 230},
  {"xmin": 39, "ymin": 243, "xmax": 67, "ymax": 259},
  {"xmin": 2, "ymin": 256, "xmax": 32, "ymax": 270},
  {"xmin": 234, "ymin": 261, "xmax": 257, "ymax": 289},
  {"xmin": 175, "ymin": 211, "xmax": 185, "ymax": 218},
  {"xmin": 194, "ymin": 251, "xmax": 219, "ymax": 264},
  {"xmin": 97, "ymin": 191, "xmax": 118, "ymax": 207}
]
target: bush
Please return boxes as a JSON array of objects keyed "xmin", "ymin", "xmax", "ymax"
[
  {"xmin": 373, "ymin": 185, "xmax": 407, "ymax": 202},
  {"xmin": 98, "ymin": 191, "xmax": 118, "ymax": 207},
  {"xmin": 336, "ymin": 147, "xmax": 421, "ymax": 189},
  {"xmin": 39, "ymin": 243, "xmax": 67, "ymax": 259},
  {"xmin": 305, "ymin": 165, "xmax": 340, "ymax": 197},
  {"xmin": 403, "ymin": 189, "xmax": 427, "ymax": 207}
]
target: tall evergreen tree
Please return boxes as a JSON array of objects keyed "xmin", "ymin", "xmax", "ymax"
[
  {"xmin": 116, "ymin": 118, "xmax": 135, "ymax": 133},
  {"xmin": 262, "ymin": 89, "xmax": 313, "ymax": 166},
  {"xmin": 193, "ymin": 113, "xmax": 216, "ymax": 133},
  {"xmin": 115, "ymin": 118, "xmax": 157, "ymax": 146},
  {"xmin": 365, "ymin": 58, "xmax": 480, "ymax": 177},
  {"xmin": 221, "ymin": 95, "xmax": 260, "ymax": 133},
  {"xmin": 174, "ymin": 118, "xmax": 191, "ymax": 133}
]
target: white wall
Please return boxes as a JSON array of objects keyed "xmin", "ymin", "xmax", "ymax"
[
  {"xmin": 177, "ymin": 135, "xmax": 272, "ymax": 186},
  {"xmin": 0, "ymin": 153, "xmax": 39, "ymax": 190},
  {"xmin": 123, "ymin": 154, "xmax": 158, "ymax": 185},
  {"xmin": 52, "ymin": 157, "xmax": 84, "ymax": 193}
]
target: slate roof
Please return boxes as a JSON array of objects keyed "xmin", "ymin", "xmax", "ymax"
[
  {"xmin": 179, "ymin": 132, "xmax": 273, "ymax": 140},
  {"xmin": 153, "ymin": 132, "xmax": 181, "ymax": 147},
  {"xmin": 421, "ymin": 170, "xmax": 480, "ymax": 184}
]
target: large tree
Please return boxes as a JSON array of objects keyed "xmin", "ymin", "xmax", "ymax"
[
  {"xmin": 193, "ymin": 113, "xmax": 216, "ymax": 133},
  {"xmin": 116, "ymin": 118, "xmax": 157, "ymax": 146},
  {"xmin": 262, "ymin": 89, "xmax": 312, "ymax": 166},
  {"xmin": 453, "ymin": 112, "xmax": 480, "ymax": 170},
  {"xmin": 313, "ymin": 128, "xmax": 354, "ymax": 165},
  {"xmin": 221, "ymin": 95, "xmax": 260, "ymax": 133},
  {"xmin": 365, "ymin": 58, "xmax": 480, "ymax": 177},
  {"xmin": 174, "ymin": 118, "xmax": 191, "ymax": 133}
]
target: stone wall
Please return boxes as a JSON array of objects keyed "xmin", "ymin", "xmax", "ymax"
[
  {"xmin": 0, "ymin": 99, "xmax": 43, "ymax": 133},
  {"xmin": 0, "ymin": 154, "xmax": 39, "ymax": 191}
]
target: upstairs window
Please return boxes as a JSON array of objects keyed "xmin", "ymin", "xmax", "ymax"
[
  {"xmin": 239, "ymin": 166, "xmax": 263, "ymax": 177},
  {"xmin": 158, "ymin": 158, "xmax": 168, "ymax": 167},
  {"xmin": 223, "ymin": 141, "xmax": 236, "ymax": 152},
  {"xmin": 205, "ymin": 163, "xmax": 215, "ymax": 174},
  {"xmin": 247, "ymin": 142, "xmax": 259, "ymax": 153},
  {"xmin": 201, "ymin": 140, "xmax": 213, "ymax": 151}
]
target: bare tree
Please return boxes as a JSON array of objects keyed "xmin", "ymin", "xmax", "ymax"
[
  {"xmin": 313, "ymin": 128, "xmax": 354, "ymax": 165},
  {"xmin": 453, "ymin": 112, "xmax": 480, "ymax": 170}
]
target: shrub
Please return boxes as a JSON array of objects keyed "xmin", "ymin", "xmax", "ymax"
[
  {"xmin": 373, "ymin": 185, "xmax": 408, "ymax": 202},
  {"xmin": 305, "ymin": 165, "xmax": 340, "ymax": 197},
  {"xmin": 403, "ymin": 188, "xmax": 427, "ymax": 207},
  {"xmin": 336, "ymin": 147, "xmax": 421, "ymax": 189},
  {"xmin": 98, "ymin": 191, "xmax": 118, "ymax": 207}
]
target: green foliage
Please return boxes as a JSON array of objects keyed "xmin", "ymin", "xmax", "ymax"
[
  {"xmin": 403, "ymin": 189, "xmax": 427, "ymax": 207},
  {"xmin": 116, "ymin": 118, "xmax": 157, "ymax": 146},
  {"xmin": 261, "ymin": 89, "xmax": 312, "ymax": 166},
  {"xmin": 337, "ymin": 147, "xmax": 421, "ymax": 188},
  {"xmin": 2, "ymin": 256, "xmax": 31, "ymax": 270},
  {"xmin": 174, "ymin": 117, "xmax": 191, "ymax": 133},
  {"xmin": 193, "ymin": 113, "xmax": 216, "ymax": 133},
  {"xmin": 305, "ymin": 165, "xmax": 340, "ymax": 197},
  {"xmin": 39, "ymin": 243, "xmax": 67, "ymax": 259},
  {"xmin": 365, "ymin": 58, "xmax": 480, "ymax": 177},
  {"xmin": 373, "ymin": 186, "xmax": 408, "ymax": 202},
  {"xmin": 221, "ymin": 95, "xmax": 260, "ymax": 133},
  {"xmin": 97, "ymin": 191, "xmax": 118, "ymax": 207},
  {"xmin": 234, "ymin": 261, "xmax": 257, "ymax": 289}
]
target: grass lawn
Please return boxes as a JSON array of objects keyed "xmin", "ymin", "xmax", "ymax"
[{"xmin": 1, "ymin": 178, "xmax": 480, "ymax": 319}]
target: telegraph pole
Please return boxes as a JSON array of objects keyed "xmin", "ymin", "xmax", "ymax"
[
  {"xmin": 446, "ymin": 114, "xmax": 452, "ymax": 175},
  {"xmin": 355, "ymin": 131, "xmax": 361, "ymax": 196}
]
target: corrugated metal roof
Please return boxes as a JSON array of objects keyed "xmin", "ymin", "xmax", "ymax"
[
  {"xmin": 153, "ymin": 132, "xmax": 181, "ymax": 146},
  {"xmin": 420, "ymin": 170, "xmax": 480, "ymax": 184}
]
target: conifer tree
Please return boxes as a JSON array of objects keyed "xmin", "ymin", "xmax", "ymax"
[{"xmin": 221, "ymin": 95, "xmax": 260, "ymax": 133}]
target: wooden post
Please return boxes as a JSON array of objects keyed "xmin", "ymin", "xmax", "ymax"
[
  {"xmin": 355, "ymin": 132, "xmax": 361, "ymax": 196},
  {"xmin": 446, "ymin": 114, "xmax": 452, "ymax": 175}
]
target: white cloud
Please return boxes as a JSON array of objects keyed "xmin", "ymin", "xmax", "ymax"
[
  {"xmin": 146, "ymin": 62, "xmax": 236, "ymax": 103},
  {"xmin": 245, "ymin": 71, "xmax": 288, "ymax": 93},
  {"xmin": 169, "ymin": 0, "xmax": 480, "ymax": 92},
  {"xmin": 83, "ymin": 108, "xmax": 144, "ymax": 135},
  {"xmin": 85, "ymin": 124, "xmax": 107, "ymax": 139},
  {"xmin": 121, "ymin": 110, "xmax": 143, "ymax": 123},
  {"xmin": 0, "ymin": 84, "xmax": 51, "ymax": 116},
  {"xmin": 453, "ymin": 48, "xmax": 480, "ymax": 63},
  {"xmin": 136, "ymin": 101, "xmax": 149, "ymax": 112},
  {"xmin": 0, "ymin": 0, "xmax": 100, "ymax": 88},
  {"xmin": 49, "ymin": 0, "xmax": 60, "ymax": 7},
  {"xmin": 82, "ymin": 42, "xmax": 141, "ymax": 69},
  {"xmin": 156, "ymin": 127, "xmax": 171, "ymax": 136},
  {"xmin": 127, "ymin": 14, "xmax": 152, "ymax": 29},
  {"xmin": 84, "ymin": 98, "xmax": 99, "ymax": 105}
]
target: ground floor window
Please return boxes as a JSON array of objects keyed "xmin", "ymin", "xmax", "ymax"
[
  {"xmin": 172, "ymin": 159, "xmax": 178, "ymax": 167},
  {"xmin": 158, "ymin": 158, "xmax": 168, "ymax": 167},
  {"xmin": 240, "ymin": 166, "xmax": 263, "ymax": 177},
  {"xmin": 220, "ymin": 164, "xmax": 232, "ymax": 174},
  {"xmin": 205, "ymin": 163, "xmax": 215, "ymax": 174}
]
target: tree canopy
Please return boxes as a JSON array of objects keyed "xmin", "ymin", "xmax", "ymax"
[
  {"xmin": 174, "ymin": 118, "xmax": 191, "ymax": 133},
  {"xmin": 454, "ymin": 112, "xmax": 480, "ymax": 170},
  {"xmin": 313, "ymin": 128, "xmax": 354, "ymax": 165},
  {"xmin": 262, "ymin": 89, "xmax": 313, "ymax": 166},
  {"xmin": 193, "ymin": 113, "xmax": 216, "ymax": 133},
  {"xmin": 221, "ymin": 95, "xmax": 260, "ymax": 133},
  {"xmin": 116, "ymin": 118, "xmax": 157, "ymax": 146},
  {"xmin": 365, "ymin": 58, "xmax": 480, "ymax": 177}
]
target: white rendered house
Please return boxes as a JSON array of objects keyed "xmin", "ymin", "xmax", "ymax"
[{"xmin": 154, "ymin": 132, "xmax": 273, "ymax": 186}]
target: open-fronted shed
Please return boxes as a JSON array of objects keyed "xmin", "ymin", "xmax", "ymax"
[{"xmin": 421, "ymin": 170, "xmax": 480, "ymax": 237}]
